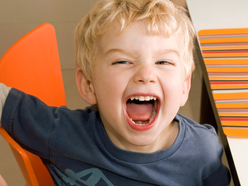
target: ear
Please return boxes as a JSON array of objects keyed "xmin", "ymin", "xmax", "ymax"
[
  {"xmin": 180, "ymin": 75, "xmax": 192, "ymax": 107},
  {"xmin": 76, "ymin": 69, "xmax": 97, "ymax": 105}
]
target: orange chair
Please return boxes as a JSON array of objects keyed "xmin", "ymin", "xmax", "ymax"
[{"xmin": 0, "ymin": 23, "xmax": 67, "ymax": 186}]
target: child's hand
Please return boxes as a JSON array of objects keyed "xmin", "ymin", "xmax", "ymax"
[
  {"xmin": 0, "ymin": 174, "xmax": 8, "ymax": 186},
  {"xmin": 0, "ymin": 83, "xmax": 11, "ymax": 125}
]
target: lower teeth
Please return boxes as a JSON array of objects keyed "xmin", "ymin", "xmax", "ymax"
[{"xmin": 130, "ymin": 110, "xmax": 156, "ymax": 125}]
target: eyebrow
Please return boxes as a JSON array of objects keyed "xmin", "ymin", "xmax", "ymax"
[
  {"xmin": 104, "ymin": 48, "xmax": 140, "ymax": 59},
  {"xmin": 153, "ymin": 49, "xmax": 181, "ymax": 58},
  {"xmin": 104, "ymin": 48, "xmax": 180, "ymax": 59}
]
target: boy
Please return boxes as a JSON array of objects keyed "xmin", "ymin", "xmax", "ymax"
[{"xmin": 0, "ymin": 0, "xmax": 230, "ymax": 185}]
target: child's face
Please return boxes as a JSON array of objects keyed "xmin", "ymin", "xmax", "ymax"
[{"xmin": 81, "ymin": 22, "xmax": 191, "ymax": 153}]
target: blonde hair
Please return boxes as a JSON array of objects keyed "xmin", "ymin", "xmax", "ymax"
[{"xmin": 75, "ymin": 0, "xmax": 195, "ymax": 81}]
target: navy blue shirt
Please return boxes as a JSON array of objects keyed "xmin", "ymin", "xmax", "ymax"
[{"xmin": 2, "ymin": 88, "xmax": 230, "ymax": 185}]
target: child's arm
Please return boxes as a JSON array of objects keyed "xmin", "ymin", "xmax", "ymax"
[
  {"xmin": 0, "ymin": 174, "xmax": 8, "ymax": 186},
  {"xmin": 0, "ymin": 83, "xmax": 11, "ymax": 125}
]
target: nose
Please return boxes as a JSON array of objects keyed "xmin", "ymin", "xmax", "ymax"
[{"xmin": 133, "ymin": 65, "xmax": 157, "ymax": 84}]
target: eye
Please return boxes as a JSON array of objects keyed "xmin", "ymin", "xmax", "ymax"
[
  {"xmin": 155, "ymin": 61, "xmax": 172, "ymax": 65},
  {"xmin": 112, "ymin": 61, "xmax": 132, "ymax": 65}
]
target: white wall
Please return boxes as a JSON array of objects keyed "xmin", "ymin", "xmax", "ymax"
[{"xmin": 187, "ymin": 0, "xmax": 248, "ymax": 32}]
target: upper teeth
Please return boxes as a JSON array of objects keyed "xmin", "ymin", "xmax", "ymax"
[{"xmin": 130, "ymin": 96, "xmax": 157, "ymax": 101}]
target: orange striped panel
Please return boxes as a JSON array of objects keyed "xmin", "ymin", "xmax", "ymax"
[{"xmin": 198, "ymin": 28, "xmax": 248, "ymax": 137}]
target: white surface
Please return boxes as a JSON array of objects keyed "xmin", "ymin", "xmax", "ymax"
[
  {"xmin": 187, "ymin": 0, "xmax": 248, "ymax": 185},
  {"xmin": 187, "ymin": 0, "xmax": 248, "ymax": 32},
  {"xmin": 228, "ymin": 137, "xmax": 248, "ymax": 185}
]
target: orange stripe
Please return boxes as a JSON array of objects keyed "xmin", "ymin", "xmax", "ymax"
[
  {"xmin": 198, "ymin": 28, "xmax": 248, "ymax": 35},
  {"xmin": 204, "ymin": 58, "xmax": 248, "ymax": 65},
  {"xmin": 221, "ymin": 121, "xmax": 248, "ymax": 126},
  {"xmin": 203, "ymin": 53, "xmax": 248, "ymax": 58},
  {"xmin": 223, "ymin": 128, "xmax": 248, "ymax": 138},
  {"xmin": 219, "ymin": 113, "xmax": 248, "ymax": 117},
  {"xmin": 199, "ymin": 37, "xmax": 248, "ymax": 44},
  {"xmin": 216, "ymin": 102, "xmax": 248, "ymax": 109},
  {"xmin": 201, "ymin": 46, "xmax": 248, "ymax": 50},
  {"xmin": 213, "ymin": 92, "xmax": 248, "ymax": 99},
  {"xmin": 207, "ymin": 68, "xmax": 248, "ymax": 73},
  {"xmin": 209, "ymin": 76, "xmax": 248, "ymax": 80},
  {"xmin": 211, "ymin": 85, "xmax": 248, "ymax": 89}
]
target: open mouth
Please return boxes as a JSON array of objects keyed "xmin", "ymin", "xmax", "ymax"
[{"xmin": 125, "ymin": 95, "xmax": 160, "ymax": 131}]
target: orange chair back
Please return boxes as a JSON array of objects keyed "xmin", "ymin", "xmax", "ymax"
[
  {"xmin": 0, "ymin": 23, "xmax": 66, "ymax": 106},
  {"xmin": 0, "ymin": 23, "xmax": 66, "ymax": 186}
]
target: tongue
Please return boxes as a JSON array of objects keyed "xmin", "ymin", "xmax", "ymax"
[{"xmin": 126, "ymin": 102, "xmax": 153, "ymax": 121}]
